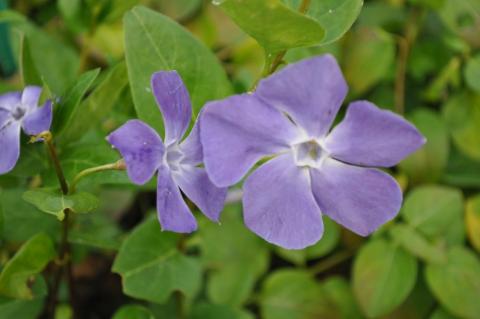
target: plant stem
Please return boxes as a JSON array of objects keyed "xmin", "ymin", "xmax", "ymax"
[
  {"xmin": 250, "ymin": 0, "xmax": 312, "ymax": 91},
  {"xmin": 39, "ymin": 131, "xmax": 69, "ymax": 195},
  {"xmin": 69, "ymin": 159, "xmax": 126, "ymax": 194},
  {"xmin": 298, "ymin": 0, "xmax": 311, "ymax": 14},
  {"xmin": 394, "ymin": 8, "xmax": 423, "ymax": 114},
  {"xmin": 36, "ymin": 131, "xmax": 75, "ymax": 318},
  {"xmin": 309, "ymin": 250, "xmax": 355, "ymax": 275}
]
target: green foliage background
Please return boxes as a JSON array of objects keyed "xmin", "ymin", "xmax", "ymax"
[{"xmin": 0, "ymin": 0, "xmax": 480, "ymax": 318}]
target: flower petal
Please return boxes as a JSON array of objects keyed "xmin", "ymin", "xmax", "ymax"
[
  {"xmin": 151, "ymin": 71, "xmax": 192, "ymax": 145},
  {"xmin": 22, "ymin": 100, "xmax": 53, "ymax": 135},
  {"xmin": 0, "ymin": 92, "xmax": 21, "ymax": 111},
  {"xmin": 156, "ymin": 165, "xmax": 197, "ymax": 233},
  {"xmin": 310, "ymin": 158, "xmax": 402, "ymax": 236},
  {"xmin": 324, "ymin": 101, "xmax": 426, "ymax": 167},
  {"xmin": 201, "ymin": 94, "xmax": 298, "ymax": 187},
  {"xmin": 179, "ymin": 116, "xmax": 202, "ymax": 165},
  {"xmin": 107, "ymin": 120, "xmax": 164, "ymax": 185},
  {"xmin": 173, "ymin": 166, "xmax": 227, "ymax": 222},
  {"xmin": 21, "ymin": 86, "xmax": 42, "ymax": 110},
  {"xmin": 256, "ymin": 54, "xmax": 347, "ymax": 138},
  {"xmin": 0, "ymin": 121, "xmax": 21, "ymax": 174},
  {"xmin": 243, "ymin": 154, "xmax": 324, "ymax": 249}
]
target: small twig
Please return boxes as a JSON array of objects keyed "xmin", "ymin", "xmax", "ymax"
[
  {"xmin": 34, "ymin": 131, "xmax": 69, "ymax": 194},
  {"xmin": 34, "ymin": 131, "xmax": 76, "ymax": 318},
  {"xmin": 309, "ymin": 250, "xmax": 355, "ymax": 275},
  {"xmin": 394, "ymin": 8, "xmax": 423, "ymax": 114},
  {"xmin": 395, "ymin": 37, "xmax": 409, "ymax": 115}
]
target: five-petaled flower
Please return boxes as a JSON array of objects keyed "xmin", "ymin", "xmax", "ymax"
[
  {"xmin": 107, "ymin": 71, "xmax": 227, "ymax": 232},
  {"xmin": 200, "ymin": 55, "xmax": 426, "ymax": 249},
  {"xmin": 0, "ymin": 86, "xmax": 53, "ymax": 174}
]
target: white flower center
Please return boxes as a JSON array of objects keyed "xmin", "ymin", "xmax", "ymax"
[
  {"xmin": 11, "ymin": 104, "xmax": 27, "ymax": 121},
  {"xmin": 165, "ymin": 144, "xmax": 185, "ymax": 172},
  {"xmin": 292, "ymin": 139, "xmax": 328, "ymax": 168}
]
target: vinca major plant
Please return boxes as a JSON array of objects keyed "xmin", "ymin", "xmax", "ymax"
[{"xmin": 0, "ymin": 0, "xmax": 479, "ymax": 318}]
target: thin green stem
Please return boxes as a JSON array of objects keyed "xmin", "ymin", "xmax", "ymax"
[
  {"xmin": 34, "ymin": 131, "xmax": 75, "ymax": 318},
  {"xmin": 36, "ymin": 131, "xmax": 69, "ymax": 194},
  {"xmin": 309, "ymin": 250, "xmax": 355, "ymax": 275},
  {"xmin": 69, "ymin": 159, "xmax": 126, "ymax": 194},
  {"xmin": 394, "ymin": 8, "xmax": 423, "ymax": 114}
]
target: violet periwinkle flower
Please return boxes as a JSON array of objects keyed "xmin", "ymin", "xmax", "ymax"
[
  {"xmin": 0, "ymin": 86, "xmax": 53, "ymax": 174},
  {"xmin": 200, "ymin": 55, "xmax": 426, "ymax": 249},
  {"xmin": 107, "ymin": 71, "xmax": 226, "ymax": 232}
]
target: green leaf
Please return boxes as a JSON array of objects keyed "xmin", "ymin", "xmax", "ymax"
[
  {"xmin": 2, "ymin": 10, "xmax": 79, "ymax": 95},
  {"xmin": 260, "ymin": 270, "xmax": 336, "ymax": 319},
  {"xmin": 343, "ymin": 27, "xmax": 395, "ymax": 95},
  {"xmin": 399, "ymin": 108, "xmax": 449, "ymax": 184},
  {"xmin": 112, "ymin": 218, "xmax": 201, "ymax": 303},
  {"xmin": 423, "ymin": 57, "xmax": 461, "ymax": 103},
  {"xmin": 444, "ymin": 212, "xmax": 466, "ymax": 246},
  {"xmin": 124, "ymin": 6, "xmax": 231, "ymax": 133},
  {"xmin": 425, "ymin": 247, "xmax": 480, "ymax": 318},
  {"xmin": 69, "ymin": 213, "xmax": 123, "ymax": 251},
  {"xmin": 54, "ymin": 304, "xmax": 73, "ymax": 319},
  {"xmin": 442, "ymin": 92, "xmax": 480, "ymax": 161},
  {"xmin": 219, "ymin": 0, "xmax": 324, "ymax": 53},
  {"xmin": 57, "ymin": 0, "xmax": 90, "ymax": 33},
  {"xmin": 191, "ymin": 303, "xmax": 254, "ymax": 319},
  {"xmin": 408, "ymin": 0, "xmax": 445, "ymax": 9},
  {"xmin": 102, "ymin": 0, "xmax": 139, "ymax": 23},
  {"xmin": 22, "ymin": 189, "xmax": 99, "ymax": 220},
  {"xmin": 438, "ymin": 0, "xmax": 480, "ymax": 47},
  {"xmin": 464, "ymin": 54, "xmax": 480, "ymax": 93},
  {"xmin": 198, "ymin": 206, "xmax": 269, "ymax": 306},
  {"xmin": 60, "ymin": 62, "xmax": 129, "ymax": 144},
  {"xmin": 112, "ymin": 304, "xmax": 155, "ymax": 319},
  {"xmin": 323, "ymin": 277, "xmax": 364, "ymax": 319},
  {"xmin": 429, "ymin": 308, "xmax": 457, "ymax": 319},
  {"xmin": 466, "ymin": 194, "xmax": 480, "ymax": 252},
  {"xmin": 443, "ymin": 148, "xmax": 480, "ymax": 187},
  {"xmin": 52, "ymin": 68, "xmax": 100, "ymax": 135},
  {"xmin": 283, "ymin": 0, "xmax": 363, "ymax": 45},
  {"xmin": 353, "ymin": 239, "xmax": 417, "ymax": 318},
  {"xmin": 0, "ymin": 189, "xmax": 59, "ymax": 242},
  {"xmin": 439, "ymin": 212, "xmax": 466, "ymax": 247},
  {"xmin": 0, "ymin": 233, "xmax": 55, "ymax": 299},
  {"xmin": 0, "ymin": 298, "xmax": 43, "ymax": 319},
  {"xmin": 389, "ymin": 224, "xmax": 447, "ymax": 264},
  {"xmin": 154, "ymin": 0, "xmax": 203, "ymax": 21},
  {"xmin": 401, "ymin": 185, "xmax": 463, "ymax": 239},
  {"xmin": 19, "ymin": 35, "xmax": 41, "ymax": 87},
  {"xmin": 356, "ymin": 2, "xmax": 406, "ymax": 29},
  {"xmin": 275, "ymin": 216, "xmax": 340, "ymax": 265},
  {"xmin": 388, "ymin": 278, "xmax": 436, "ymax": 319},
  {"xmin": 0, "ymin": 280, "xmax": 46, "ymax": 319}
]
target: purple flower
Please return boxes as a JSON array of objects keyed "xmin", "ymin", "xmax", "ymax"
[
  {"xmin": 200, "ymin": 55, "xmax": 426, "ymax": 249},
  {"xmin": 0, "ymin": 86, "xmax": 53, "ymax": 174},
  {"xmin": 107, "ymin": 71, "xmax": 227, "ymax": 233}
]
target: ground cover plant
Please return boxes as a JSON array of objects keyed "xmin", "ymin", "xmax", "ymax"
[{"xmin": 0, "ymin": 0, "xmax": 480, "ymax": 318}]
